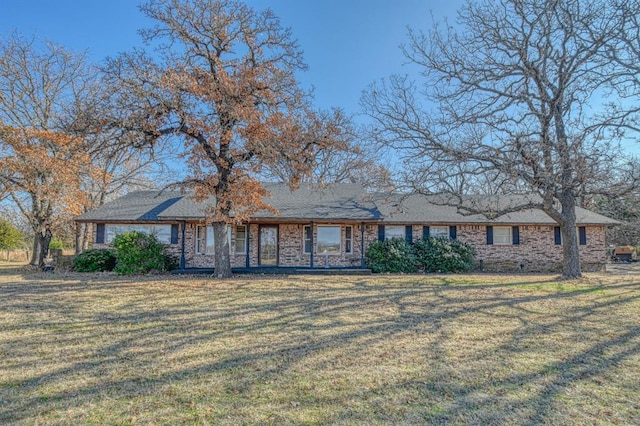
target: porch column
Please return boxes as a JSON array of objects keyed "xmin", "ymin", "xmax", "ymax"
[
  {"xmin": 180, "ymin": 221, "xmax": 186, "ymax": 270},
  {"xmin": 310, "ymin": 221, "xmax": 314, "ymax": 268},
  {"xmin": 245, "ymin": 224, "xmax": 250, "ymax": 268},
  {"xmin": 360, "ymin": 222, "xmax": 366, "ymax": 268}
]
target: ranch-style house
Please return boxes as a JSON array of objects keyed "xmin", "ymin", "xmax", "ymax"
[{"xmin": 75, "ymin": 183, "xmax": 618, "ymax": 272}]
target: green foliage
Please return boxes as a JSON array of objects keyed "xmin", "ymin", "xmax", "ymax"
[
  {"xmin": 49, "ymin": 238, "xmax": 64, "ymax": 250},
  {"xmin": 0, "ymin": 218, "xmax": 24, "ymax": 250},
  {"xmin": 73, "ymin": 249, "xmax": 117, "ymax": 272},
  {"xmin": 366, "ymin": 238, "xmax": 418, "ymax": 273},
  {"xmin": 413, "ymin": 237, "xmax": 476, "ymax": 273},
  {"xmin": 366, "ymin": 236, "xmax": 476, "ymax": 274},
  {"xmin": 112, "ymin": 231, "xmax": 177, "ymax": 275}
]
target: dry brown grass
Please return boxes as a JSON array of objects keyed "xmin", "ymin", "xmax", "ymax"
[{"xmin": 1, "ymin": 264, "xmax": 639, "ymax": 425}]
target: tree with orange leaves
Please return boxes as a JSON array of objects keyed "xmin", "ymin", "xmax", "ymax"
[
  {"xmin": 106, "ymin": 0, "xmax": 349, "ymax": 278},
  {"xmin": 0, "ymin": 33, "xmax": 104, "ymax": 266}
]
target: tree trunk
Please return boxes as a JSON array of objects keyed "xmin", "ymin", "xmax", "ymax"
[
  {"xmin": 213, "ymin": 222, "xmax": 232, "ymax": 278},
  {"xmin": 29, "ymin": 236, "xmax": 40, "ymax": 266},
  {"xmin": 37, "ymin": 228, "xmax": 53, "ymax": 267},
  {"xmin": 558, "ymin": 193, "xmax": 582, "ymax": 279}
]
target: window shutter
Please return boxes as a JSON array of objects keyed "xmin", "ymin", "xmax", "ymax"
[
  {"xmin": 512, "ymin": 226, "xmax": 520, "ymax": 245},
  {"xmin": 171, "ymin": 224, "xmax": 179, "ymax": 244},
  {"xmin": 449, "ymin": 226, "xmax": 457, "ymax": 240},
  {"xmin": 378, "ymin": 225, "xmax": 385, "ymax": 242},
  {"xmin": 423, "ymin": 226, "xmax": 430, "ymax": 239},
  {"xmin": 579, "ymin": 226, "xmax": 587, "ymax": 245},
  {"xmin": 486, "ymin": 226, "xmax": 493, "ymax": 245},
  {"xmin": 405, "ymin": 225, "xmax": 413, "ymax": 243},
  {"xmin": 554, "ymin": 227, "xmax": 562, "ymax": 245},
  {"xmin": 96, "ymin": 224, "xmax": 105, "ymax": 244}
]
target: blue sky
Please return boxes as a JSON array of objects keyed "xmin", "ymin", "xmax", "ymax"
[{"xmin": 0, "ymin": 0, "xmax": 462, "ymax": 118}]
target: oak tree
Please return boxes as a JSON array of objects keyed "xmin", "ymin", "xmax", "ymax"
[
  {"xmin": 362, "ymin": 0, "xmax": 640, "ymax": 278},
  {"xmin": 106, "ymin": 0, "xmax": 347, "ymax": 277},
  {"xmin": 0, "ymin": 33, "xmax": 106, "ymax": 265}
]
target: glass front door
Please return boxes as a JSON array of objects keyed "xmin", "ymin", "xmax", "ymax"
[{"xmin": 259, "ymin": 226, "xmax": 278, "ymax": 266}]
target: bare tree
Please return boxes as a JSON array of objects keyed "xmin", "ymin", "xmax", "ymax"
[
  {"xmin": 0, "ymin": 33, "xmax": 101, "ymax": 265},
  {"xmin": 105, "ymin": 0, "xmax": 347, "ymax": 278},
  {"xmin": 264, "ymin": 112, "xmax": 395, "ymax": 192},
  {"xmin": 362, "ymin": 0, "xmax": 640, "ymax": 278}
]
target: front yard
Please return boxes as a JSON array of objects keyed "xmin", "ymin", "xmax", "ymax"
[{"xmin": 1, "ymin": 265, "xmax": 639, "ymax": 424}]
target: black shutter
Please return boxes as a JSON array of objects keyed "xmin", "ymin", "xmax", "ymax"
[
  {"xmin": 423, "ymin": 226, "xmax": 430, "ymax": 239},
  {"xmin": 579, "ymin": 226, "xmax": 587, "ymax": 245},
  {"xmin": 378, "ymin": 225, "xmax": 385, "ymax": 242},
  {"xmin": 554, "ymin": 226, "xmax": 562, "ymax": 245},
  {"xmin": 512, "ymin": 226, "xmax": 520, "ymax": 245},
  {"xmin": 449, "ymin": 226, "xmax": 457, "ymax": 240},
  {"xmin": 486, "ymin": 226, "xmax": 493, "ymax": 245},
  {"xmin": 96, "ymin": 224, "xmax": 105, "ymax": 244},
  {"xmin": 171, "ymin": 224, "xmax": 179, "ymax": 244},
  {"xmin": 405, "ymin": 225, "xmax": 413, "ymax": 243}
]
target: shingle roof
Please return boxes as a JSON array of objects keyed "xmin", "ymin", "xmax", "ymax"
[
  {"xmin": 375, "ymin": 193, "xmax": 619, "ymax": 225},
  {"xmin": 158, "ymin": 183, "xmax": 383, "ymax": 221},
  {"xmin": 76, "ymin": 184, "xmax": 383, "ymax": 222},
  {"xmin": 76, "ymin": 190, "xmax": 183, "ymax": 222},
  {"xmin": 76, "ymin": 185, "xmax": 618, "ymax": 226}
]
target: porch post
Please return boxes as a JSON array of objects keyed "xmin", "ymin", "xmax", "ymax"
[
  {"xmin": 180, "ymin": 221, "xmax": 186, "ymax": 270},
  {"xmin": 310, "ymin": 221, "xmax": 314, "ymax": 268},
  {"xmin": 245, "ymin": 224, "xmax": 250, "ymax": 268},
  {"xmin": 360, "ymin": 222, "xmax": 366, "ymax": 268}
]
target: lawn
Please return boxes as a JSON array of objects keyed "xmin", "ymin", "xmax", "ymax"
[{"xmin": 1, "ymin": 265, "xmax": 639, "ymax": 425}]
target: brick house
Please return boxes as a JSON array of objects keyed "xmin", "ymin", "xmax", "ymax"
[{"xmin": 75, "ymin": 183, "xmax": 618, "ymax": 272}]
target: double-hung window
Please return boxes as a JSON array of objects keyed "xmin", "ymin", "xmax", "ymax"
[
  {"xmin": 493, "ymin": 226, "xmax": 512, "ymax": 245},
  {"xmin": 430, "ymin": 226, "xmax": 449, "ymax": 238},
  {"xmin": 345, "ymin": 226, "xmax": 353, "ymax": 254},
  {"xmin": 196, "ymin": 225, "xmax": 215, "ymax": 254},
  {"xmin": 384, "ymin": 225, "xmax": 405, "ymax": 240},
  {"xmin": 235, "ymin": 225, "xmax": 247, "ymax": 254}
]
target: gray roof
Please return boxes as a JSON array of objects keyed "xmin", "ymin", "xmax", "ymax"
[
  {"xmin": 158, "ymin": 183, "xmax": 382, "ymax": 221},
  {"xmin": 76, "ymin": 183, "xmax": 383, "ymax": 222},
  {"xmin": 375, "ymin": 193, "xmax": 619, "ymax": 225},
  {"xmin": 76, "ymin": 190, "xmax": 183, "ymax": 222},
  {"xmin": 76, "ymin": 185, "xmax": 618, "ymax": 226}
]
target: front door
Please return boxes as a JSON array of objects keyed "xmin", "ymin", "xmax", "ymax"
[{"xmin": 259, "ymin": 225, "xmax": 278, "ymax": 266}]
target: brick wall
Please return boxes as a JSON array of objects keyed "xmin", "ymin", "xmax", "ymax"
[{"xmin": 89, "ymin": 222, "xmax": 608, "ymax": 272}]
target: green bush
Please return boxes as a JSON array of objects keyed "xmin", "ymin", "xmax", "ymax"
[
  {"xmin": 49, "ymin": 238, "xmax": 64, "ymax": 250},
  {"xmin": 0, "ymin": 218, "xmax": 24, "ymax": 250},
  {"xmin": 73, "ymin": 249, "xmax": 117, "ymax": 272},
  {"xmin": 112, "ymin": 231, "xmax": 177, "ymax": 275},
  {"xmin": 413, "ymin": 237, "xmax": 476, "ymax": 273},
  {"xmin": 365, "ymin": 236, "xmax": 476, "ymax": 274},
  {"xmin": 366, "ymin": 238, "xmax": 418, "ymax": 273}
]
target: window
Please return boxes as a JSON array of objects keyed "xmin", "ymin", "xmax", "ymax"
[
  {"xmin": 317, "ymin": 226, "xmax": 341, "ymax": 254},
  {"xmin": 385, "ymin": 225, "xmax": 405, "ymax": 240},
  {"xmin": 430, "ymin": 226, "xmax": 449, "ymax": 238},
  {"xmin": 105, "ymin": 224, "xmax": 172, "ymax": 244},
  {"xmin": 235, "ymin": 225, "xmax": 247, "ymax": 254},
  {"xmin": 554, "ymin": 226, "xmax": 587, "ymax": 245},
  {"xmin": 196, "ymin": 225, "xmax": 215, "ymax": 254},
  {"xmin": 303, "ymin": 225, "xmax": 313, "ymax": 254},
  {"xmin": 345, "ymin": 226, "xmax": 353, "ymax": 254},
  {"xmin": 493, "ymin": 226, "xmax": 512, "ymax": 245}
]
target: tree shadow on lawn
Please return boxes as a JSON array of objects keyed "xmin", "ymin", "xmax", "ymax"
[{"xmin": 1, "ymin": 275, "xmax": 640, "ymax": 424}]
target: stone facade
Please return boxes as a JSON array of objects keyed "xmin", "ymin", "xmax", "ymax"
[{"xmin": 91, "ymin": 221, "xmax": 608, "ymax": 272}]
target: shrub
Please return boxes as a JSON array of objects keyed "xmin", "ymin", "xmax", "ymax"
[
  {"xmin": 112, "ymin": 231, "xmax": 177, "ymax": 275},
  {"xmin": 0, "ymin": 218, "xmax": 24, "ymax": 250},
  {"xmin": 73, "ymin": 249, "xmax": 117, "ymax": 272},
  {"xmin": 49, "ymin": 238, "xmax": 64, "ymax": 250},
  {"xmin": 413, "ymin": 237, "xmax": 476, "ymax": 273},
  {"xmin": 365, "ymin": 236, "xmax": 476, "ymax": 274},
  {"xmin": 366, "ymin": 238, "xmax": 418, "ymax": 273}
]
